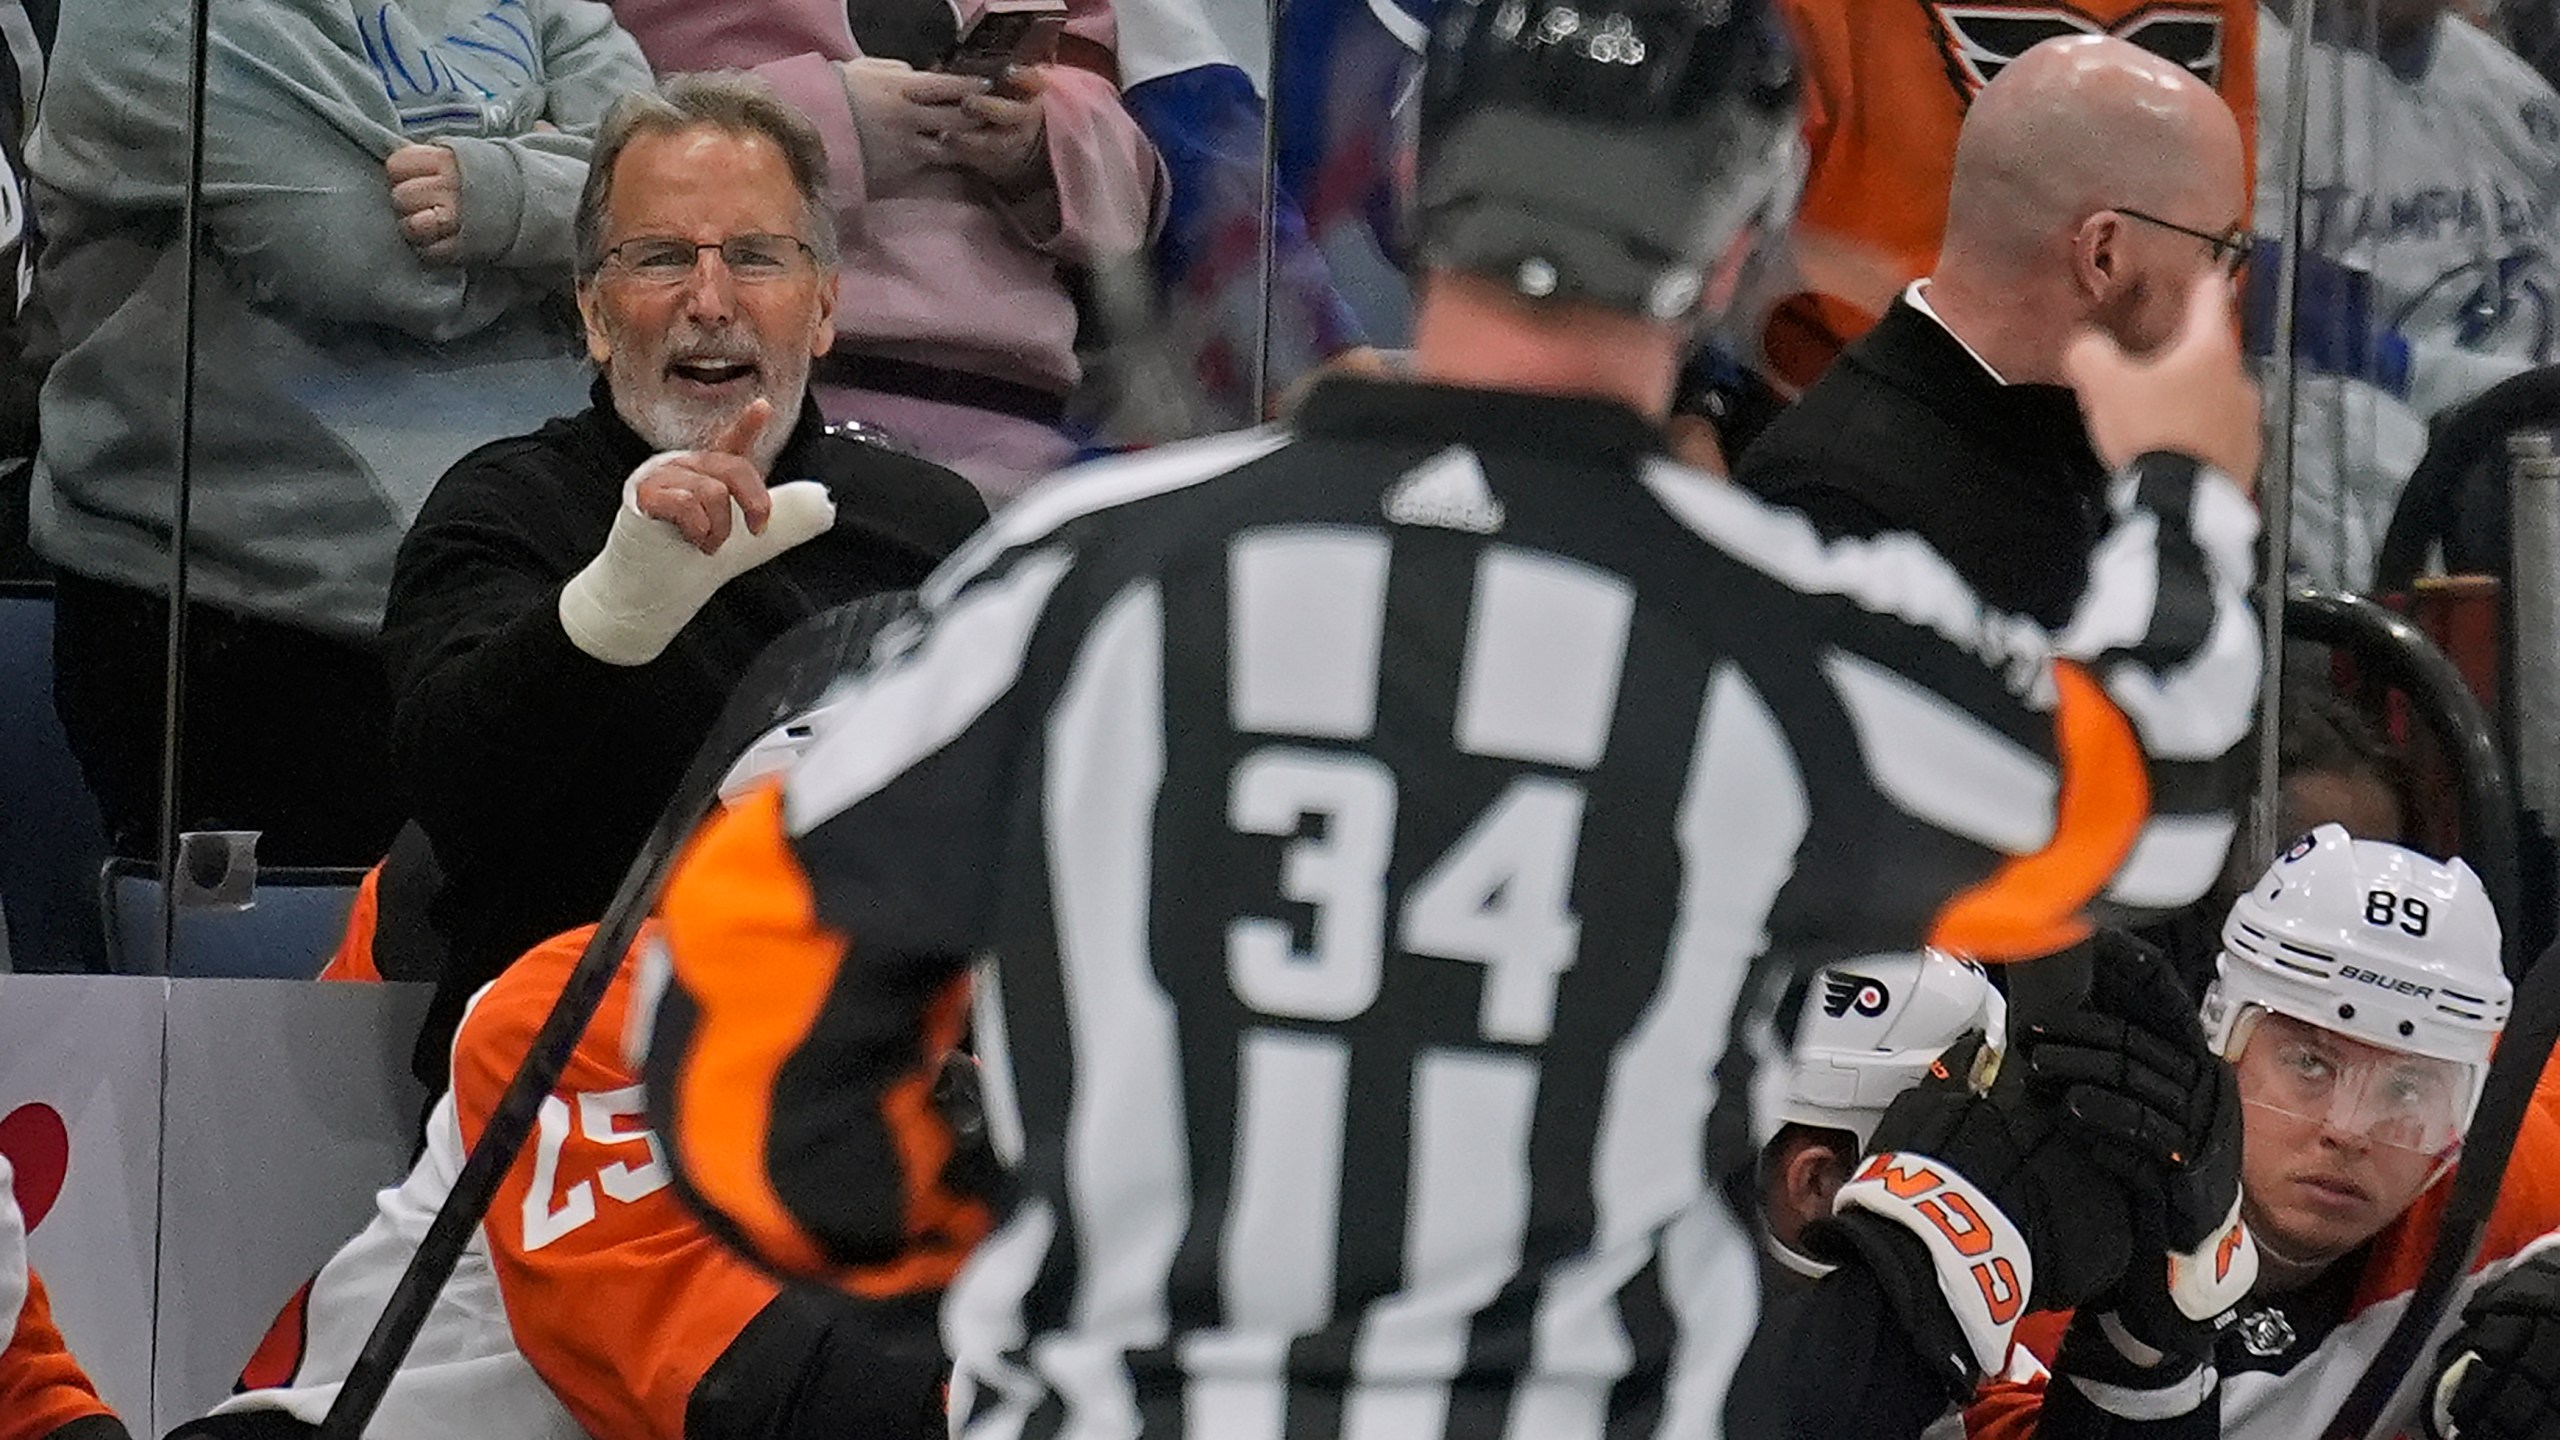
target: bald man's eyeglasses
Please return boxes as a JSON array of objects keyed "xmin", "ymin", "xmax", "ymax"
[{"xmin": 2114, "ymin": 208, "xmax": 2255, "ymax": 276}]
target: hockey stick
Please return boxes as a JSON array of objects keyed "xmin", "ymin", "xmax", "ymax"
[
  {"xmin": 318, "ymin": 590, "xmax": 921, "ymax": 1440},
  {"xmin": 2289, "ymin": 585, "xmax": 2545, "ymax": 1439},
  {"xmin": 2317, "ymin": 930, "xmax": 2560, "ymax": 1440},
  {"xmin": 2002, "ymin": 943, "xmax": 2094, "ymax": 1045}
]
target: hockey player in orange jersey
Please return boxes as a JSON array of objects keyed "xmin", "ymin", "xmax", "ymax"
[
  {"xmin": 1960, "ymin": 827, "xmax": 2560, "ymax": 1439},
  {"xmin": 1757, "ymin": 0, "xmax": 2256, "ymax": 394},
  {"xmin": 172, "ymin": 922, "xmax": 969, "ymax": 1440},
  {"xmin": 0, "ymin": 1154, "xmax": 127, "ymax": 1440}
]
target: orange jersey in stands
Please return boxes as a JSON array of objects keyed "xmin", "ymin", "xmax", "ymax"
[{"xmin": 1760, "ymin": 0, "xmax": 2257, "ymax": 392}]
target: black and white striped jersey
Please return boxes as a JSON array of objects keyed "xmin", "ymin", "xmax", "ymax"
[{"xmin": 644, "ymin": 377, "xmax": 2262, "ymax": 1440}]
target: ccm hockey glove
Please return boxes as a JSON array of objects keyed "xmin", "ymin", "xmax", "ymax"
[
  {"xmin": 2045, "ymin": 1210, "xmax": 2227, "ymax": 1427},
  {"xmin": 2428, "ymin": 1247, "xmax": 2560, "ymax": 1440},
  {"xmin": 1803, "ymin": 1035, "xmax": 2135, "ymax": 1396}
]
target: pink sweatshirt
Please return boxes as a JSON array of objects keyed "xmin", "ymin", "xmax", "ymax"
[{"xmin": 608, "ymin": 0, "xmax": 1167, "ymax": 396}]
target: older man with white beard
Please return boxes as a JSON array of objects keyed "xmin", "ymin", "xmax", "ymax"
[{"xmin": 380, "ymin": 72, "xmax": 988, "ymax": 1089}]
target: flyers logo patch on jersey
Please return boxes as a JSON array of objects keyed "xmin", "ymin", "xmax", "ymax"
[{"xmin": 1925, "ymin": 2, "xmax": 2224, "ymax": 101}]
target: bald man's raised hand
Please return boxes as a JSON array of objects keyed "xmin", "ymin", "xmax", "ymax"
[{"xmin": 2064, "ymin": 277, "xmax": 2261, "ymax": 490}]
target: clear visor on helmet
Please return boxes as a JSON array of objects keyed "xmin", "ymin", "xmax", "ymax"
[{"xmin": 2231, "ymin": 1007, "xmax": 2476, "ymax": 1158}]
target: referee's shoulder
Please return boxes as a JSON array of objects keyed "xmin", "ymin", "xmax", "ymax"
[
  {"xmin": 922, "ymin": 425, "xmax": 1300, "ymax": 600},
  {"xmin": 1637, "ymin": 453, "xmax": 2051, "ymax": 688},
  {"xmin": 1022, "ymin": 424, "xmax": 1302, "ymax": 525}
]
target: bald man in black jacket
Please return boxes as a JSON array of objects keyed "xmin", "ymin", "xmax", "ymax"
[{"xmin": 1737, "ymin": 34, "xmax": 2252, "ymax": 629}]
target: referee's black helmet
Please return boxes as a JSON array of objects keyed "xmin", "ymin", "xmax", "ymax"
[{"xmin": 1414, "ymin": 0, "xmax": 1802, "ymax": 320}]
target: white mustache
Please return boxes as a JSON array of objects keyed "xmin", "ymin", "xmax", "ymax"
[{"xmin": 664, "ymin": 333, "xmax": 761, "ymax": 367}]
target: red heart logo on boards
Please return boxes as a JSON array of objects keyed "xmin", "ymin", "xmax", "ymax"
[{"xmin": 0, "ymin": 1103, "xmax": 71, "ymax": 1232}]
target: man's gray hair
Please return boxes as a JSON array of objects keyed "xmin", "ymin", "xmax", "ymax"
[{"xmin": 573, "ymin": 72, "xmax": 841, "ymax": 282}]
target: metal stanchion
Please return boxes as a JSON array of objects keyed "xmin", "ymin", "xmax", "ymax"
[
  {"xmin": 2245, "ymin": 0, "xmax": 2322, "ymax": 872},
  {"xmin": 2505, "ymin": 432, "xmax": 2560, "ymax": 852}
]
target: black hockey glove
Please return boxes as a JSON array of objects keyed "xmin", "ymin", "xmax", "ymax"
[
  {"xmin": 2427, "ymin": 1248, "xmax": 2560, "ymax": 1440},
  {"xmin": 1802, "ymin": 1035, "xmax": 2134, "ymax": 1397},
  {"xmin": 2022, "ymin": 930, "xmax": 2246, "ymax": 1253},
  {"xmin": 2046, "ymin": 1223, "xmax": 2222, "ymax": 1428},
  {"xmin": 691, "ymin": 1285, "xmax": 950, "ymax": 1440},
  {"xmin": 2022, "ymin": 929, "xmax": 2257, "ymax": 1360}
]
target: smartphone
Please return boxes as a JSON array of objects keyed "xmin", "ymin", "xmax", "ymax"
[{"xmin": 939, "ymin": 0, "xmax": 1067, "ymax": 83}]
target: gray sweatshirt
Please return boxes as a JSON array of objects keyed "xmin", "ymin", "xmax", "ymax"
[{"xmin": 27, "ymin": 0, "xmax": 650, "ymax": 636}]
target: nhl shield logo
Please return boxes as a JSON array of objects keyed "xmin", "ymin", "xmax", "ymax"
[{"xmin": 1924, "ymin": 1, "xmax": 2225, "ymax": 102}]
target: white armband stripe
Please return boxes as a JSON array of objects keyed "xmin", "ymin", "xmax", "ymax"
[{"xmin": 2069, "ymin": 1364, "xmax": 2218, "ymax": 1421}]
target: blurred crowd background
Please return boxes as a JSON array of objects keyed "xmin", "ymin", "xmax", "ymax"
[{"xmin": 0, "ymin": 0, "xmax": 2550, "ymax": 1022}]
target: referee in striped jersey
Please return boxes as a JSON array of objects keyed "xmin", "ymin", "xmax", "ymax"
[{"xmin": 637, "ymin": 0, "xmax": 2269, "ymax": 1431}]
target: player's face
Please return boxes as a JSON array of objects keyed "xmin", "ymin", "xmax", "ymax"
[
  {"xmin": 2234, "ymin": 1012, "xmax": 2460, "ymax": 1266},
  {"xmin": 578, "ymin": 126, "xmax": 837, "ymax": 466}
]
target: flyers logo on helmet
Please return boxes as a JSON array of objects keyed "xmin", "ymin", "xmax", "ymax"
[
  {"xmin": 1821, "ymin": 971, "xmax": 1893, "ymax": 1019},
  {"xmin": 1926, "ymin": 3, "xmax": 2225, "ymax": 102}
]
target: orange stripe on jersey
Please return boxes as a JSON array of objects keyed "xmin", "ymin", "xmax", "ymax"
[
  {"xmin": 661, "ymin": 784, "xmax": 993, "ymax": 1294},
  {"xmin": 453, "ymin": 925, "xmax": 785, "ymax": 1440},
  {"xmin": 234, "ymin": 1278, "xmax": 315, "ymax": 1393},
  {"xmin": 1958, "ymin": 1309, "xmax": 2067, "ymax": 1437},
  {"xmin": 1929, "ymin": 662, "xmax": 2147, "ymax": 961},
  {"xmin": 659, "ymin": 785, "xmax": 847, "ymax": 1278},
  {"xmin": 1960, "ymin": 1379, "xmax": 2048, "ymax": 1440}
]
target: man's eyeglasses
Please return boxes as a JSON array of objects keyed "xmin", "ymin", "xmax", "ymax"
[
  {"xmin": 601, "ymin": 234, "xmax": 819, "ymax": 285},
  {"xmin": 2113, "ymin": 207, "xmax": 2255, "ymax": 276}
]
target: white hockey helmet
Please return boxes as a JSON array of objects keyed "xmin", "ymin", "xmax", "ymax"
[
  {"xmin": 1779, "ymin": 949, "xmax": 2005, "ymax": 1151},
  {"xmin": 2202, "ymin": 824, "xmax": 2509, "ymax": 1143}
]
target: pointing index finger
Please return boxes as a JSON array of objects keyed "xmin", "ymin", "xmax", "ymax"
[{"xmin": 710, "ymin": 398, "xmax": 773, "ymax": 461}]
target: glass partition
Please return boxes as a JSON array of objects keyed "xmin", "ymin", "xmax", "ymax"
[
  {"xmin": 33, "ymin": 0, "xmax": 598, "ymax": 975},
  {"xmin": 4, "ymin": 0, "xmax": 2548, "ymax": 966},
  {"xmin": 5, "ymin": 6, "xmax": 2558, "ymax": 1437},
  {"xmin": 2255, "ymin": 0, "xmax": 2560, "ymax": 595},
  {"xmin": 10, "ymin": 0, "xmax": 1279, "ymax": 974},
  {"xmin": 2248, "ymin": 0, "xmax": 2560, "ymax": 862}
]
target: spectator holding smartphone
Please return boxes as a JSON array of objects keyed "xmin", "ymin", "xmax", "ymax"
[{"xmin": 607, "ymin": 0, "xmax": 1168, "ymax": 505}]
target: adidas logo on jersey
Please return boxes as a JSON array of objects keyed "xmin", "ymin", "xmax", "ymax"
[{"xmin": 1383, "ymin": 447, "xmax": 1506, "ymax": 533}]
